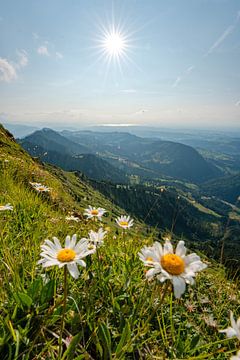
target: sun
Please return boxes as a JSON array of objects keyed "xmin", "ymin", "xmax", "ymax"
[
  {"xmin": 103, "ymin": 31, "xmax": 126, "ymax": 57},
  {"xmin": 95, "ymin": 22, "xmax": 132, "ymax": 68}
]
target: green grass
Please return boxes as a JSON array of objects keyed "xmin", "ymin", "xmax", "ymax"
[{"xmin": 1, "ymin": 127, "xmax": 240, "ymax": 359}]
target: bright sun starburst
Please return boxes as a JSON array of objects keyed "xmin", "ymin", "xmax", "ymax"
[
  {"xmin": 103, "ymin": 30, "xmax": 126, "ymax": 58},
  {"xmin": 94, "ymin": 21, "xmax": 134, "ymax": 72}
]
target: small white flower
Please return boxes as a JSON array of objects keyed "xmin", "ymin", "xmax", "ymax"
[
  {"xmin": 65, "ymin": 215, "xmax": 80, "ymax": 222},
  {"xmin": 231, "ymin": 351, "xmax": 240, "ymax": 360},
  {"xmin": 38, "ymin": 234, "xmax": 96, "ymax": 279},
  {"xmin": 88, "ymin": 228, "xmax": 107, "ymax": 248},
  {"xmin": 0, "ymin": 203, "xmax": 13, "ymax": 211},
  {"xmin": 138, "ymin": 240, "xmax": 207, "ymax": 298},
  {"xmin": 116, "ymin": 215, "xmax": 134, "ymax": 229},
  {"xmin": 84, "ymin": 206, "xmax": 106, "ymax": 221},
  {"xmin": 35, "ymin": 185, "xmax": 50, "ymax": 192},
  {"xmin": 30, "ymin": 182, "xmax": 42, "ymax": 188},
  {"xmin": 219, "ymin": 311, "xmax": 240, "ymax": 340}
]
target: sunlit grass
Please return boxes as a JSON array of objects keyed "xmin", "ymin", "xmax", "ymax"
[{"xmin": 0, "ymin": 137, "xmax": 240, "ymax": 359}]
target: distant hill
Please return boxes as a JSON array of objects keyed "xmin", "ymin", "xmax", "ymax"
[
  {"xmin": 201, "ymin": 173, "xmax": 240, "ymax": 203},
  {"xmin": 62, "ymin": 130, "xmax": 223, "ymax": 183},
  {"xmin": 21, "ymin": 128, "xmax": 89, "ymax": 155},
  {"xmin": 20, "ymin": 128, "xmax": 129, "ymax": 183},
  {"xmin": 3, "ymin": 123, "xmax": 39, "ymax": 138}
]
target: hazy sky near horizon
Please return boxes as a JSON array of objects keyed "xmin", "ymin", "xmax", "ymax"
[{"xmin": 0, "ymin": 0, "xmax": 240, "ymax": 128}]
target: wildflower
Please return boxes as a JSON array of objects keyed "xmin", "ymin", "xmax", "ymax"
[
  {"xmin": 35, "ymin": 185, "xmax": 50, "ymax": 192},
  {"xmin": 219, "ymin": 311, "xmax": 240, "ymax": 340},
  {"xmin": 231, "ymin": 351, "xmax": 240, "ymax": 360},
  {"xmin": 88, "ymin": 228, "xmax": 107, "ymax": 248},
  {"xmin": 185, "ymin": 300, "xmax": 196, "ymax": 313},
  {"xmin": 49, "ymin": 217, "xmax": 60, "ymax": 223},
  {"xmin": 38, "ymin": 234, "xmax": 95, "ymax": 279},
  {"xmin": 138, "ymin": 240, "xmax": 207, "ymax": 298},
  {"xmin": 65, "ymin": 215, "xmax": 80, "ymax": 222},
  {"xmin": 30, "ymin": 182, "xmax": 42, "ymax": 188},
  {"xmin": 202, "ymin": 314, "xmax": 218, "ymax": 328},
  {"xmin": 116, "ymin": 215, "xmax": 134, "ymax": 229},
  {"xmin": 84, "ymin": 206, "xmax": 106, "ymax": 221},
  {"xmin": 0, "ymin": 203, "xmax": 13, "ymax": 211}
]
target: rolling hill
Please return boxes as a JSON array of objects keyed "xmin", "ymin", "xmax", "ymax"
[{"xmin": 61, "ymin": 130, "xmax": 223, "ymax": 183}]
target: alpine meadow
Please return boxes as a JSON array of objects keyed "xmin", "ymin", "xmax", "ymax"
[{"xmin": 1, "ymin": 1, "xmax": 240, "ymax": 359}]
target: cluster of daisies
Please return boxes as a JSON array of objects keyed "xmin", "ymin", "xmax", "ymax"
[
  {"xmin": 2, "ymin": 193, "xmax": 239, "ymax": 358},
  {"xmin": 39, "ymin": 204, "xmax": 207, "ymax": 300}
]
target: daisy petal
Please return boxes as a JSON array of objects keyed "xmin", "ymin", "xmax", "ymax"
[{"xmin": 172, "ymin": 276, "xmax": 186, "ymax": 298}]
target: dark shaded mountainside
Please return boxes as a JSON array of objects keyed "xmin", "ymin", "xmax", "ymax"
[
  {"xmin": 201, "ymin": 173, "xmax": 240, "ymax": 204},
  {"xmin": 20, "ymin": 128, "xmax": 223, "ymax": 184},
  {"xmin": 1, "ymin": 123, "xmax": 240, "ymax": 268},
  {"xmin": 88, "ymin": 178, "xmax": 240, "ymax": 268},
  {"xmin": 19, "ymin": 129, "xmax": 127, "ymax": 183},
  {"xmin": 61, "ymin": 130, "xmax": 223, "ymax": 183}
]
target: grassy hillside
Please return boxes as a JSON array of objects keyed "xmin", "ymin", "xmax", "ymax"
[{"xmin": 1, "ymin": 124, "xmax": 240, "ymax": 359}]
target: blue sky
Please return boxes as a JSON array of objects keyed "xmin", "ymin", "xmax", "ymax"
[{"xmin": 0, "ymin": 0, "xmax": 240, "ymax": 128}]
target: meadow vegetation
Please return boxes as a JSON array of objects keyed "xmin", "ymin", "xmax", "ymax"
[{"xmin": 1, "ymin": 125, "xmax": 240, "ymax": 359}]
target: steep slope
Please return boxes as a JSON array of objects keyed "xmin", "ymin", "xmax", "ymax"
[
  {"xmin": 0, "ymin": 124, "xmax": 126, "ymax": 217},
  {"xmin": 1, "ymin": 124, "xmax": 240, "ymax": 360}
]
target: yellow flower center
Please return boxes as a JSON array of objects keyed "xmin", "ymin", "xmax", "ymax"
[
  {"xmin": 119, "ymin": 221, "xmax": 129, "ymax": 227},
  {"xmin": 91, "ymin": 210, "xmax": 99, "ymax": 215},
  {"xmin": 161, "ymin": 254, "xmax": 185, "ymax": 275},
  {"xmin": 0, "ymin": 206, "xmax": 5, "ymax": 209},
  {"xmin": 57, "ymin": 248, "xmax": 76, "ymax": 262},
  {"xmin": 37, "ymin": 187, "xmax": 46, "ymax": 191},
  {"xmin": 146, "ymin": 256, "xmax": 153, "ymax": 262}
]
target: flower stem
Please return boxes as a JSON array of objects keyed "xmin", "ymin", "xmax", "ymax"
[
  {"xmin": 58, "ymin": 266, "xmax": 68, "ymax": 359},
  {"xmin": 122, "ymin": 230, "xmax": 128, "ymax": 273}
]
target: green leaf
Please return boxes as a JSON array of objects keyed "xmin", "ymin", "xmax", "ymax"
[
  {"xmin": 115, "ymin": 321, "xmax": 131, "ymax": 359},
  {"xmin": 62, "ymin": 332, "xmax": 81, "ymax": 360},
  {"xmin": 13, "ymin": 293, "xmax": 32, "ymax": 308},
  {"xmin": 40, "ymin": 279, "xmax": 55, "ymax": 305},
  {"xmin": 190, "ymin": 334, "xmax": 200, "ymax": 350},
  {"xmin": 98, "ymin": 322, "xmax": 112, "ymax": 360},
  {"xmin": 28, "ymin": 278, "xmax": 43, "ymax": 301}
]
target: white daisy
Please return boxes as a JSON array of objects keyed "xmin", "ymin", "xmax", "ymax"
[
  {"xmin": 38, "ymin": 234, "xmax": 96, "ymax": 279},
  {"xmin": 30, "ymin": 182, "xmax": 42, "ymax": 188},
  {"xmin": 138, "ymin": 240, "xmax": 207, "ymax": 298},
  {"xmin": 231, "ymin": 351, "xmax": 240, "ymax": 360},
  {"xmin": 84, "ymin": 206, "xmax": 106, "ymax": 221},
  {"xmin": 116, "ymin": 215, "xmax": 134, "ymax": 229},
  {"xmin": 219, "ymin": 311, "xmax": 240, "ymax": 340},
  {"xmin": 88, "ymin": 228, "xmax": 107, "ymax": 248},
  {"xmin": 35, "ymin": 185, "xmax": 50, "ymax": 192},
  {"xmin": 0, "ymin": 203, "xmax": 13, "ymax": 211},
  {"xmin": 65, "ymin": 215, "xmax": 80, "ymax": 222}
]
